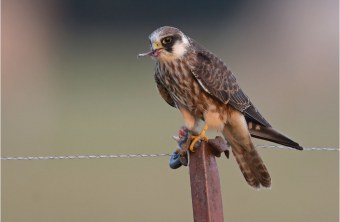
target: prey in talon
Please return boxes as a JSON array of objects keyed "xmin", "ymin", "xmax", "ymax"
[{"xmin": 139, "ymin": 26, "xmax": 302, "ymax": 189}]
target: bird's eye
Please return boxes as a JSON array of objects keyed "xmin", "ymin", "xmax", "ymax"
[{"xmin": 162, "ymin": 37, "xmax": 173, "ymax": 45}]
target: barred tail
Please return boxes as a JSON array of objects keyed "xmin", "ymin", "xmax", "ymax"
[{"xmin": 222, "ymin": 126, "xmax": 271, "ymax": 189}]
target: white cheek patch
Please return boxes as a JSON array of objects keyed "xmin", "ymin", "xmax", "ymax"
[
  {"xmin": 181, "ymin": 35, "xmax": 189, "ymax": 45},
  {"xmin": 172, "ymin": 42, "xmax": 187, "ymax": 57},
  {"xmin": 172, "ymin": 36, "xmax": 189, "ymax": 57}
]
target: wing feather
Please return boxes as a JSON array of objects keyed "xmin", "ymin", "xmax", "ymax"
[{"xmin": 188, "ymin": 39, "xmax": 271, "ymax": 127}]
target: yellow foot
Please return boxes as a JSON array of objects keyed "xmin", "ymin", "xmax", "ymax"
[{"xmin": 189, "ymin": 124, "xmax": 209, "ymax": 152}]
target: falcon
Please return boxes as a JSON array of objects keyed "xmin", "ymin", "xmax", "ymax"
[{"xmin": 139, "ymin": 26, "xmax": 302, "ymax": 188}]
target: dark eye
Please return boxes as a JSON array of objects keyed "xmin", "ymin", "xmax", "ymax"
[{"xmin": 162, "ymin": 36, "xmax": 173, "ymax": 45}]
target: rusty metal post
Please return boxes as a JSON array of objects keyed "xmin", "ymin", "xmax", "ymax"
[{"xmin": 189, "ymin": 141, "xmax": 224, "ymax": 222}]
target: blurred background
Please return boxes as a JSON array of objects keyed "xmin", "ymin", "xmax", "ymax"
[{"xmin": 2, "ymin": 0, "xmax": 339, "ymax": 221}]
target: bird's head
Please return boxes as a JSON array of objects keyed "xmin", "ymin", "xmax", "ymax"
[{"xmin": 139, "ymin": 26, "xmax": 190, "ymax": 61}]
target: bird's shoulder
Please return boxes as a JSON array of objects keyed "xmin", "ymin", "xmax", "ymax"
[
  {"xmin": 188, "ymin": 38, "xmax": 235, "ymax": 86},
  {"xmin": 187, "ymin": 38, "xmax": 244, "ymax": 105},
  {"xmin": 187, "ymin": 38, "xmax": 271, "ymax": 127}
]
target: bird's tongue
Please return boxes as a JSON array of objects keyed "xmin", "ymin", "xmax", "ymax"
[{"xmin": 138, "ymin": 50, "xmax": 159, "ymax": 57}]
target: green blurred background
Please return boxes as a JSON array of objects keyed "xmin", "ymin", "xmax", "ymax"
[{"xmin": 2, "ymin": 0, "xmax": 339, "ymax": 221}]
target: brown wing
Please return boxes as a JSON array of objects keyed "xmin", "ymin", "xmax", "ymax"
[
  {"xmin": 188, "ymin": 41, "xmax": 271, "ymax": 127},
  {"xmin": 154, "ymin": 65, "xmax": 176, "ymax": 108}
]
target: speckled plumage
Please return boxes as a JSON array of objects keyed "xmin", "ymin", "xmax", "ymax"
[{"xmin": 143, "ymin": 26, "xmax": 302, "ymax": 188}]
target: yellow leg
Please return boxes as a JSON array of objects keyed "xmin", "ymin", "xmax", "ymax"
[{"xmin": 189, "ymin": 124, "xmax": 209, "ymax": 152}]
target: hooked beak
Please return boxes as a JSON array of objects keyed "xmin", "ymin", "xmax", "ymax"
[{"xmin": 138, "ymin": 41, "xmax": 163, "ymax": 58}]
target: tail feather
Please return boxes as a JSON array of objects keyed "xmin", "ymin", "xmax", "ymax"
[
  {"xmin": 247, "ymin": 121, "xmax": 303, "ymax": 150},
  {"xmin": 232, "ymin": 147, "xmax": 271, "ymax": 188},
  {"xmin": 222, "ymin": 127, "xmax": 271, "ymax": 189}
]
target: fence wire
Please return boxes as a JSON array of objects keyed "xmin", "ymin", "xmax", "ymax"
[{"xmin": 1, "ymin": 145, "xmax": 338, "ymax": 161}]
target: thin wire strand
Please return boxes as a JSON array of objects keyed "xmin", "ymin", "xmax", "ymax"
[
  {"xmin": 1, "ymin": 145, "xmax": 338, "ymax": 161},
  {"xmin": 0, "ymin": 153, "xmax": 173, "ymax": 161}
]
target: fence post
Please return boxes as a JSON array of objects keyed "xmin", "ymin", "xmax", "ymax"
[{"xmin": 189, "ymin": 141, "xmax": 224, "ymax": 222}]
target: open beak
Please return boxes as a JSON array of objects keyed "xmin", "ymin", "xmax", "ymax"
[
  {"xmin": 138, "ymin": 50, "xmax": 159, "ymax": 57},
  {"xmin": 138, "ymin": 41, "xmax": 163, "ymax": 58}
]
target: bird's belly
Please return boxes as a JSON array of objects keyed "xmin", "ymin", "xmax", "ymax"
[
  {"xmin": 203, "ymin": 104, "xmax": 227, "ymax": 131},
  {"xmin": 172, "ymin": 79, "xmax": 228, "ymax": 131}
]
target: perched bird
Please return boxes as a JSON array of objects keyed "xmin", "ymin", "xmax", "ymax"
[{"xmin": 139, "ymin": 26, "xmax": 302, "ymax": 189}]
